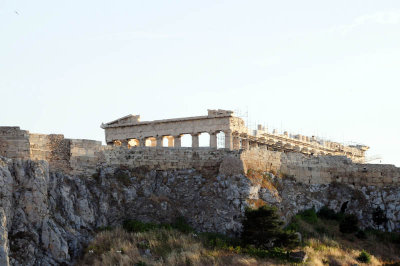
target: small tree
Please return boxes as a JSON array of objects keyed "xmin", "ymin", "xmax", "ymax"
[
  {"xmin": 357, "ymin": 250, "xmax": 371, "ymax": 263},
  {"xmin": 241, "ymin": 206, "xmax": 299, "ymax": 249}
]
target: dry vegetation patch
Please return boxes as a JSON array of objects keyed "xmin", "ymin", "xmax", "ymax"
[
  {"xmin": 287, "ymin": 207, "xmax": 400, "ymax": 265},
  {"xmin": 78, "ymin": 207, "xmax": 400, "ymax": 266},
  {"xmin": 77, "ymin": 228, "xmax": 281, "ymax": 266}
]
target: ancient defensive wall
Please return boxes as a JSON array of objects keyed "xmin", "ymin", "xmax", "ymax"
[
  {"xmin": 101, "ymin": 109, "xmax": 369, "ymax": 163},
  {"xmin": 0, "ymin": 126, "xmax": 399, "ymax": 187},
  {"xmin": 0, "ymin": 126, "xmax": 103, "ymax": 174}
]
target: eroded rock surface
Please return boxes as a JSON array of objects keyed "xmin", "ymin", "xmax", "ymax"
[{"xmin": 0, "ymin": 156, "xmax": 399, "ymax": 265}]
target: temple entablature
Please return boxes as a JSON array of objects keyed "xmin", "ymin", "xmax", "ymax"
[{"xmin": 100, "ymin": 109, "xmax": 369, "ymax": 163}]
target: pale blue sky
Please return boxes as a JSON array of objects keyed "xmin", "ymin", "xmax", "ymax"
[{"xmin": 1, "ymin": 0, "xmax": 399, "ymax": 166}]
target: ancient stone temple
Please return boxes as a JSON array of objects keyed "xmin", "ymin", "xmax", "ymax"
[{"xmin": 101, "ymin": 109, "xmax": 369, "ymax": 163}]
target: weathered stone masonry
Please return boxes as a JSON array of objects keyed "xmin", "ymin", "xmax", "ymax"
[
  {"xmin": 0, "ymin": 127, "xmax": 102, "ymax": 174},
  {"xmin": 101, "ymin": 109, "xmax": 369, "ymax": 163},
  {"xmin": 0, "ymin": 126, "xmax": 399, "ymax": 187}
]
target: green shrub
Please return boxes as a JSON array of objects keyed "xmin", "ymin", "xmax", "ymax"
[
  {"xmin": 339, "ymin": 214, "xmax": 359, "ymax": 234},
  {"xmin": 298, "ymin": 208, "xmax": 318, "ymax": 224},
  {"xmin": 171, "ymin": 217, "xmax": 194, "ymax": 234},
  {"xmin": 357, "ymin": 250, "xmax": 371, "ymax": 263},
  {"xmin": 285, "ymin": 216, "xmax": 300, "ymax": 232},
  {"xmin": 241, "ymin": 206, "xmax": 299, "ymax": 249},
  {"xmin": 274, "ymin": 230, "xmax": 300, "ymax": 250},
  {"xmin": 122, "ymin": 217, "xmax": 194, "ymax": 235},
  {"xmin": 317, "ymin": 206, "xmax": 343, "ymax": 221},
  {"xmin": 365, "ymin": 229, "xmax": 400, "ymax": 245},
  {"xmin": 200, "ymin": 232, "xmax": 234, "ymax": 249},
  {"xmin": 122, "ymin": 220, "xmax": 158, "ymax": 233}
]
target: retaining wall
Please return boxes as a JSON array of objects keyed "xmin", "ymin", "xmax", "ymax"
[
  {"xmin": 0, "ymin": 127, "xmax": 30, "ymax": 159},
  {"xmin": 240, "ymin": 149, "xmax": 400, "ymax": 187},
  {"xmin": 102, "ymin": 147, "xmax": 241, "ymax": 176},
  {"xmin": 0, "ymin": 127, "xmax": 399, "ymax": 187}
]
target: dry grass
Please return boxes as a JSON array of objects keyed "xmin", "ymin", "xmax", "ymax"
[
  {"xmin": 304, "ymin": 238, "xmax": 381, "ymax": 265},
  {"xmin": 78, "ymin": 215, "xmax": 400, "ymax": 266},
  {"xmin": 292, "ymin": 215, "xmax": 400, "ymax": 265},
  {"xmin": 77, "ymin": 228, "xmax": 280, "ymax": 266}
]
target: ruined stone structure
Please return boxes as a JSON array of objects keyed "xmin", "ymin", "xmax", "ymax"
[
  {"xmin": 1, "ymin": 126, "xmax": 398, "ymax": 188},
  {"xmin": 101, "ymin": 109, "xmax": 369, "ymax": 163},
  {"xmin": 0, "ymin": 127, "xmax": 103, "ymax": 174}
]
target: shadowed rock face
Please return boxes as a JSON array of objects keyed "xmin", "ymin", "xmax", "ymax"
[
  {"xmin": 0, "ymin": 156, "xmax": 399, "ymax": 265},
  {"xmin": 0, "ymin": 157, "xmax": 252, "ymax": 265}
]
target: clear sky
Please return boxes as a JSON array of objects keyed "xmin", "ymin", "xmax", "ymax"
[{"xmin": 1, "ymin": 0, "xmax": 399, "ymax": 166}]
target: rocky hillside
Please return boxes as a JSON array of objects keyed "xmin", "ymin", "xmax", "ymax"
[{"xmin": 0, "ymin": 156, "xmax": 399, "ymax": 265}]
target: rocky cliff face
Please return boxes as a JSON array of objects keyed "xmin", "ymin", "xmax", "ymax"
[
  {"xmin": 0, "ymin": 156, "xmax": 399, "ymax": 265},
  {"xmin": 0, "ymin": 157, "xmax": 252, "ymax": 265}
]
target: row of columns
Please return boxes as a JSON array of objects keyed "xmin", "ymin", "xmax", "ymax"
[
  {"xmin": 112, "ymin": 132, "xmax": 355, "ymax": 159},
  {"xmin": 114, "ymin": 131, "xmax": 230, "ymax": 149},
  {"xmin": 115, "ymin": 132, "xmax": 277, "ymax": 151}
]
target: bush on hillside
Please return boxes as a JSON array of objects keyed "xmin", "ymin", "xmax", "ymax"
[
  {"xmin": 339, "ymin": 214, "xmax": 359, "ymax": 234},
  {"xmin": 298, "ymin": 208, "xmax": 318, "ymax": 224},
  {"xmin": 357, "ymin": 250, "xmax": 371, "ymax": 263},
  {"xmin": 171, "ymin": 217, "xmax": 194, "ymax": 234},
  {"xmin": 241, "ymin": 205, "xmax": 299, "ymax": 249},
  {"xmin": 123, "ymin": 220, "xmax": 159, "ymax": 233},
  {"xmin": 122, "ymin": 217, "xmax": 193, "ymax": 234},
  {"xmin": 317, "ymin": 206, "xmax": 343, "ymax": 221}
]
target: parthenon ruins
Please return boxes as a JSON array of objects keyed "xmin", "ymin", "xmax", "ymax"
[{"xmin": 101, "ymin": 109, "xmax": 369, "ymax": 163}]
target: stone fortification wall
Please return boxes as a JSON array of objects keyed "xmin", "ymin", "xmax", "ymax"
[
  {"xmin": 29, "ymin": 133, "xmax": 71, "ymax": 172},
  {"xmin": 69, "ymin": 139, "xmax": 104, "ymax": 175},
  {"xmin": 240, "ymin": 149, "xmax": 400, "ymax": 187},
  {"xmin": 0, "ymin": 127, "xmax": 103, "ymax": 174},
  {"xmin": 102, "ymin": 147, "xmax": 241, "ymax": 176},
  {"xmin": 29, "ymin": 133, "xmax": 103, "ymax": 174},
  {"xmin": 0, "ymin": 127, "xmax": 30, "ymax": 159},
  {"xmin": 0, "ymin": 127, "xmax": 399, "ymax": 187}
]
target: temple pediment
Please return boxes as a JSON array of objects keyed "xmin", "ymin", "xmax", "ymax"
[{"xmin": 101, "ymin": 114, "xmax": 141, "ymax": 128}]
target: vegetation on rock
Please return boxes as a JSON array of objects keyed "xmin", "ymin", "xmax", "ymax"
[
  {"xmin": 286, "ymin": 206, "xmax": 400, "ymax": 265},
  {"xmin": 241, "ymin": 205, "xmax": 299, "ymax": 249},
  {"xmin": 78, "ymin": 207, "xmax": 400, "ymax": 265}
]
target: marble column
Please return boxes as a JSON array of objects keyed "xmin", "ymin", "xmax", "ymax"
[
  {"xmin": 139, "ymin": 138, "xmax": 146, "ymax": 147},
  {"xmin": 209, "ymin": 132, "xmax": 218, "ymax": 148},
  {"xmin": 156, "ymin": 136, "xmax": 163, "ymax": 147},
  {"xmin": 233, "ymin": 135, "xmax": 240, "ymax": 150},
  {"xmin": 174, "ymin": 135, "xmax": 181, "ymax": 148},
  {"xmin": 224, "ymin": 131, "xmax": 233, "ymax": 149},
  {"xmin": 121, "ymin": 139, "xmax": 129, "ymax": 147},
  {"xmin": 191, "ymin": 133, "xmax": 199, "ymax": 148},
  {"xmin": 242, "ymin": 138, "xmax": 249, "ymax": 150}
]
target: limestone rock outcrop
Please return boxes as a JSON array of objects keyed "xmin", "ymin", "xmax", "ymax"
[
  {"xmin": 0, "ymin": 156, "xmax": 399, "ymax": 265},
  {"xmin": 0, "ymin": 157, "xmax": 251, "ymax": 265}
]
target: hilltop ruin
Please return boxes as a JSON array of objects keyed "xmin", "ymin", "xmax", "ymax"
[
  {"xmin": 101, "ymin": 109, "xmax": 369, "ymax": 163},
  {"xmin": 0, "ymin": 110, "xmax": 397, "ymax": 187}
]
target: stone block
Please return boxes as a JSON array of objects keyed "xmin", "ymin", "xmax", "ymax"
[{"xmin": 383, "ymin": 177, "xmax": 393, "ymax": 184}]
